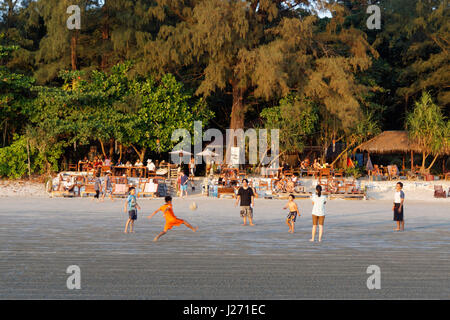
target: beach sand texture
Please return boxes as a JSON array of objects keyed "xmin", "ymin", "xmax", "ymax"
[{"xmin": 0, "ymin": 197, "xmax": 449, "ymax": 299}]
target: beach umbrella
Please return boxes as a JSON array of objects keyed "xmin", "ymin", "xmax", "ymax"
[
  {"xmin": 196, "ymin": 149, "xmax": 219, "ymax": 157},
  {"xmin": 366, "ymin": 155, "xmax": 374, "ymax": 171},
  {"xmin": 169, "ymin": 150, "xmax": 192, "ymax": 156},
  {"xmin": 169, "ymin": 150, "xmax": 192, "ymax": 165}
]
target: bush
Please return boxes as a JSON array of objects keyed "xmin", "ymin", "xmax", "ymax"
[{"xmin": 0, "ymin": 135, "xmax": 29, "ymax": 179}]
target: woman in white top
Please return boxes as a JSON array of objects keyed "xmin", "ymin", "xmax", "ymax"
[{"xmin": 310, "ymin": 185, "xmax": 327, "ymax": 242}]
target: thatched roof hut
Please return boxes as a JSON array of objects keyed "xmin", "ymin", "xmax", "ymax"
[{"xmin": 357, "ymin": 131, "xmax": 423, "ymax": 154}]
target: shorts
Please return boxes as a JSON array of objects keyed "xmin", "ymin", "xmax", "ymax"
[
  {"xmin": 312, "ymin": 215, "xmax": 325, "ymax": 226},
  {"xmin": 128, "ymin": 209, "xmax": 137, "ymax": 220},
  {"xmin": 287, "ymin": 211, "xmax": 297, "ymax": 222},
  {"xmin": 240, "ymin": 206, "xmax": 253, "ymax": 219},
  {"xmin": 181, "ymin": 184, "xmax": 188, "ymax": 191},
  {"xmin": 393, "ymin": 203, "xmax": 404, "ymax": 221},
  {"xmin": 164, "ymin": 218, "xmax": 184, "ymax": 231},
  {"xmin": 104, "ymin": 187, "xmax": 112, "ymax": 195}
]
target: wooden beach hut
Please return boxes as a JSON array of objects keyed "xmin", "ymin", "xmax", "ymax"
[
  {"xmin": 357, "ymin": 131, "xmax": 422, "ymax": 173},
  {"xmin": 357, "ymin": 130, "xmax": 448, "ymax": 176}
]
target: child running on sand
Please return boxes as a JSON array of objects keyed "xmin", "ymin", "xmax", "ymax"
[
  {"xmin": 147, "ymin": 196, "xmax": 198, "ymax": 242},
  {"xmin": 124, "ymin": 187, "xmax": 140, "ymax": 233},
  {"xmin": 283, "ymin": 194, "xmax": 300, "ymax": 233}
]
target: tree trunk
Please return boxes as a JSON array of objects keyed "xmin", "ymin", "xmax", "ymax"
[
  {"xmin": 226, "ymin": 81, "xmax": 245, "ymax": 164},
  {"xmin": 27, "ymin": 138, "xmax": 31, "ymax": 179},
  {"xmin": 331, "ymin": 139, "xmax": 356, "ymax": 167},
  {"xmin": 427, "ymin": 154, "xmax": 439, "ymax": 170},
  {"xmin": 421, "ymin": 152, "xmax": 428, "ymax": 171},
  {"xmin": 99, "ymin": 139, "xmax": 107, "ymax": 158},
  {"xmin": 71, "ymin": 31, "xmax": 78, "ymax": 70},
  {"xmin": 118, "ymin": 143, "xmax": 123, "ymax": 164},
  {"xmin": 109, "ymin": 138, "xmax": 114, "ymax": 160},
  {"xmin": 130, "ymin": 144, "xmax": 146, "ymax": 163},
  {"xmin": 100, "ymin": 1, "xmax": 109, "ymax": 70}
]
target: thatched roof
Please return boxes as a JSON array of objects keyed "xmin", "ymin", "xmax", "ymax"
[{"xmin": 357, "ymin": 131, "xmax": 423, "ymax": 154}]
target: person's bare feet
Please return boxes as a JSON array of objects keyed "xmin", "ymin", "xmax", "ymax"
[
  {"xmin": 124, "ymin": 230, "xmax": 128, "ymax": 234},
  {"xmin": 249, "ymin": 223, "xmax": 255, "ymax": 226},
  {"xmin": 241, "ymin": 223, "xmax": 247, "ymax": 226},
  {"xmin": 309, "ymin": 238, "xmax": 314, "ymax": 242},
  {"xmin": 394, "ymin": 228, "xmax": 400, "ymax": 231},
  {"xmin": 193, "ymin": 227, "xmax": 198, "ymax": 232},
  {"xmin": 153, "ymin": 237, "xmax": 158, "ymax": 242}
]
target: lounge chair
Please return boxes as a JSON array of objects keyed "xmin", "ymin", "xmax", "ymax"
[
  {"xmin": 138, "ymin": 178, "xmax": 158, "ymax": 198},
  {"xmin": 81, "ymin": 184, "xmax": 96, "ymax": 197},
  {"xmin": 112, "ymin": 183, "xmax": 129, "ymax": 198},
  {"xmin": 434, "ymin": 185, "xmax": 446, "ymax": 198}
]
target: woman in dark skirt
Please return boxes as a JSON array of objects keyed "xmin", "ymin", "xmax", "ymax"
[{"xmin": 392, "ymin": 182, "xmax": 405, "ymax": 231}]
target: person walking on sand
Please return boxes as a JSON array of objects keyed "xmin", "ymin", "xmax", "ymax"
[
  {"xmin": 283, "ymin": 194, "xmax": 300, "ymax": 233},
  {"xmin": 101, "ymin": 171, "xmax": 114, "ymax": 202},
  {"xmin": 92, "ymin": 172, "xmax": 102, "ymax": 202},
  {"xmin": 124, "ymin": 187, "xmax": 140, "ymax": 233},
  {"xmin": 147, "ymin": 196, "xmax": 198, "ymax": 242},
  {"xmin": 310, "ymin": 185, "xmax": 327, "ymax": 242},
  {"xmin": 235, "ymin": 179, "xmax": 255, "ymax": 226},
  {"xmin": 393, "ymin": 182, "xmax": 405, "ymax": 231},
  {"xmin": 180, "ymin": 171, "xmax": 189, "ymax": 198}
]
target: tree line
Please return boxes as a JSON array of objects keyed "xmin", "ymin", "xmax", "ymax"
[{"xmin": 0, "ymin": 0, "xmax": 448, "ymax": 178}]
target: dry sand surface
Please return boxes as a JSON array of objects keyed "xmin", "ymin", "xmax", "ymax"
[{"xmin": 0, "ymin": 196, "xmax": 449, "ymax": 299}]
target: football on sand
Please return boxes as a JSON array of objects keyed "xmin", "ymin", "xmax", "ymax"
[{"xmin": 189, "ymin": 202, "xmax": 198, "ymax": 211}]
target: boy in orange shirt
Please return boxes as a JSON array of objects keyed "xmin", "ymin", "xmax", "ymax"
[{"xmin": 147, "ymin": 196, "xmax": 198, "ymax": 242}]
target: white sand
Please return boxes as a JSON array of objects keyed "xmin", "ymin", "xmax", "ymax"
[{"xmin": 0, "ymin": 196, "xmax": 449, "ymax": 299}]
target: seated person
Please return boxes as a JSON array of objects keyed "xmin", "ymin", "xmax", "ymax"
[
  {"xmin": 134, "ymin": 159, "xmax": 143, "ymax": 167},
  {"xmin": 313, "ymin": 159, "xmax": 321, "ymax": 170},
  {"xmin": 147, "ymin": 159, "xmax": 156, "ymax": 172}
]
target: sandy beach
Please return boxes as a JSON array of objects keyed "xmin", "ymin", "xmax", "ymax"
[{"xmin": 0, "ymin": 196, "xmax": 449, "ymax": 299}]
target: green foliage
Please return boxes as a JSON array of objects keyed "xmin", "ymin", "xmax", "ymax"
[
  {"xmin": 344, "ymin": 164, "xmax": 363, "ymax": 180},
  {"xmin": 261, "ymin": 94, "xmax": 318, "ymax": 153},
  {"xmin": 406, "ymin": 91, "xmax": 448, "ymax": 157},
  {"xmin": 0, "ymin": 134, "xmax": 29, "ymax": 178}
]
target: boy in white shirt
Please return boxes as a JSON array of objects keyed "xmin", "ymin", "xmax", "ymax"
[{"xmin": 393, "ymin": 182, "xmax": 405, "ymax": 231}]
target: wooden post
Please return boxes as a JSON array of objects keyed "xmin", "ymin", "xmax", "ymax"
[
  {"xmin": 26, "ymin": 138, "xmax": 31, "ymax": 179},
  {"xmin": 411, "ymin": 151, "xmax": 414, "ymax": 171}
]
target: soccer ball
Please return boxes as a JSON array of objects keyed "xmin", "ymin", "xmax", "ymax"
[{"xmin": 189, "ymin": 202, "xmax": 198, "ymax": 211}]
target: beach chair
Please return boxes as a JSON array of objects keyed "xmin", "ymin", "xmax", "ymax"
[
  {"xmin": 81, "ymin": 184, "xmax": 96, "ymax": 197},
  {"xmin": 433, "ymin": 185, "xmax": 446, "ymax": 198},
  {"xmin": 307, "ymin": 168, "xmax": 319, "ymax": 178},
  {"xmin": 388, "ymin": 165, "xmax": 399, "ymax": 180},
  {"xmin": 138, "ymin": 178, "xmax": 158, "ymax": 198},
  {"xmin": 218, "ymin": 187, "xmax": 236, "ymax": 198},
  {"xmin": 112, "ymin": 183, "xmax": 129, "ymax": 198},
  {"xmin": 319, "ymin": 168, "xmax": 331, "ymax": 179}
]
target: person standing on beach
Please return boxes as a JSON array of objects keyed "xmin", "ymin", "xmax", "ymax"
[
  {"xmin": 124, "ymin": 187, "xmax": 140, "ymax": 233},
  {"xmin": 180, "ymin": 171, "xmax": 189, "ymax": 198},
  {"xmin": 310, "ymin": 185, "xmax": 327, "ymax": 242},
  {"xmin": 147, "ymin": 196, "xmax": 198, "ymax": 242},
  {"xmin": 235, "ymin": 179, "xmax": 255, "ymax": 226},
  {"xmin": 393, "ymin": 182, "xmax": 405, "ymax": 231},
  {"xmin": 92, "ymin": 172, "xmax": 102, "ymax": 202},
  {"xmin": 284, "ymin": 194, "xmax": 300, "ymax": 233},
  {"xmin": 189, "ymin": 157, "xmax": 196, "ymax": 177},
  {"xmin": 101, "ymin": 171, "xmax": 113, "ymax": 202}
]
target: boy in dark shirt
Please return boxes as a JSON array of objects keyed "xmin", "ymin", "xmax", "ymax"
[{"xmin": 235, "ymin": 179, "xmax": 255, "ymax": 226}]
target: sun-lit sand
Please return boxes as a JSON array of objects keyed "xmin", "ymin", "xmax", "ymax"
[{"xmin": 0, "ymin": 195, "xmax": 449, "ymax": 299}]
